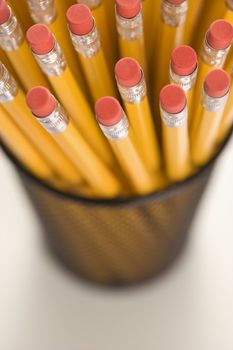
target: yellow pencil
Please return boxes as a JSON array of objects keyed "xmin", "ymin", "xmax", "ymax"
[
  {"xmin": 26, "ymin": 23, "xmax": 116, "ymax": 170},
  {"xmin": 115, "ymin": 0, "xmax": 148, "ymax": 80},
  {"xmin": 160, "ymin": 84, "xmax": 191, "ymax": 182},
  {"xmin": 190, "ymin": 20, "xmax": 233, "ymax": 127},
  {"xmin": 95, "ymin": 96, "xmax": 159, "ymax": 195},
  {"xmin": 115, "ymin": 57, "xmax": 161, "ymax": 178},
  {"xmin": 66, "ymin": 4, "xmax": 117, "ymax": 102},
  {"xmin": 191, "ymin": 69, "xmax": 230, "ymax": 166},
  {"xmin": 0, "ymin": 63, "xmax": 83, "ymax": 187},
  {"xmin": 77, "ymin": 0, "xmax": 116, "ymax": 72},
  {"xmin": 183, "ymin": 0, "xmax": 205, "ymax": 45},
  {"xmin": 0, "ymin": 106, "xmax": 54, "ymax": 181},
  {"xmin": 169, "ymin": 45, "xmax": 198, "ymax": 126},
  {"xmin": 0, "ymin": 1, "xmax": 49, "ymax": 91},
  {"xmin": 154, "ymin": 0, "xmax": 188, "ymax": 99},
  {"xmin": 217, "ymin": 65, "xmax": 233, "ymax": 143},
  {"xmin": 103, "ymin": 0, "xmax": 118, "ymax": 67},
  {"xmin": 26, "ymin": 87, "xmax": 123, "ymax": 198},
  {"xmin": 26, "ymin": 0, "xmax": 87, "ymax": 94}
]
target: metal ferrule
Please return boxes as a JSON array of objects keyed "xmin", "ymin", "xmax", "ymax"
[
  {"xmin": 77, "ymin": 0, "xmax": 101, "ymax": 9},
  {"xmin": 32, "ymin": 40, "xmax": 67, "ymax": 77},
  {"xmin": 115, "ymin": 6, "xmax": 143, "ymax": 40},
  {"xmin": 161, "ymin": 0, "xmax": 188, "ymax": 27},
  {"xmin": 0, "ymin": 64, "xmax": 19, "ymax": 102},
  {"xmin": 169, "ymin": 64, "xmax": 198, "ymax": 92},
  {"xmin": 27, "ymin": 0, "xmax": 57, "ymax": 24},
  {"xmin": 201, "ymin": 36, "xmax": 231, "ymax": 67},
  {"xmin": 117, "ymin": 71, "xmax": 147, "ymax": 104},
  {"xmin": 97, "ymin": 112, "xmax": 129, "ymax": 141},
  {"xmin": 35, "ymin": 101, "xmax": 69, "ymax": 134},
  {"xmin": 226, "ymin": 0, "xmax": 233, "ymax": 10},
  {"xmin": 68, "ymin": 19, "xmax": 100, "ymax": 58},
  {"xmin": 202, "ymin": 89, "xmax": 229, "ymax": 112},
  {"xmin": 160, "ymin": 105, "xmax": 188, "ymax": 128},
  {"xmin": 0, "ymin": 7, "xmax": 23, "ymax": 50}
]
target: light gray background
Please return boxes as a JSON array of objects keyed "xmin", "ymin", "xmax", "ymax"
[{"xmin": 1, "ymin": 139, "xmax": 233, "ymax": 350}]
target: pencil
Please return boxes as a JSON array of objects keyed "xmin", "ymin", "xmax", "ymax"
[
  {"xmin": 26, "ymin": 24, "xmax": 116, "ymax": 170},
  {"xmin": 115, "ymin": 0, "xmax": 148, "ymax": 79},
  {"xmin": 191, "ymin": 69, "xmax": 230, "ymax": 166},
  {"xmin": 170, "ymin": 45, "xmax": 198, "ymax": 126},
  {"xmin": 0, "ymin": 63, "xmax": 84, "ymax": 187},
  {"xmin": 160, "ymin": 84, "xmax": 191, "ymax": 181},
  {"xmin": 115, "ymin": 57, "xmax": 161, "ymax": 177},
  {"xmin": 0, "ymin": 106, "xmax": 54, "ymax": 181},
  {"xmin": 0, "ymin": 0, "xmax": 49, "ymax": 91},
  {"xmin": 95, "ymin": 96, "xmax": 158, "ymax": 195},
  {"xmin": 190, "ymin": 20, "xmax": 233, "ymax": 126},
  {"xmin": 77, "ymin": 0, "xmax": 116, "ymax": 72},
  {"xmin": 154, "ymin": 0, "xmax": 188, "ymax": 97},
  {"xmin": 66, "ymin": 4, "xmax": 117, "ymax": 102},
  {"xmin": 26, "ymin": 87, "xmax": 123, "ymax": 198},
  {"xmin": 26, "ymin": 0, "xmax": 87, "ymax": 94}
]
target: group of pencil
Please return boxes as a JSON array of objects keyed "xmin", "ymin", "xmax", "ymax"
[{"xmin": 0, "ymin": 0, "xmax": 233, "ymax": 199}]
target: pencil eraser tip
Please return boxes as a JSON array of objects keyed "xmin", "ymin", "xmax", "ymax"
[
  {"xmin": 115, "ymin": 57, "xmax": 142, "ymax": 87},
  {"xmin": 66, "ymin": 4, "xmax": 94, "ymax": 35},
  {"xmin": 26, "ymin": 87, "xmax": 56, "ymax": 118},
  {"xmin": 116, "ymin": 0, "xmax": 140, "ymax": 19},
  {"xmin": 207, "ymin": 20, "xmax": 233, "ymax": 50},
  {"xmin": 204, "ymin": 69, "xmax": 230, "ymax": 98},
  {"xmin": 160, "ymin": 85, "xmax": 186, "ymax": 114},
  {"xmin": 171, "ymin": 45, "xmax": 197, "ymax": 76},
  {"xmin": 95, "ymin": 97, "xmax": 123, "ymax": 126},
  {"xmin": 26, "ymin": 24, "xmax": 55, "ymax": 55},
  {"xmin": 0, "ymin": 0, "xmax": 10, "ymax": 24}
]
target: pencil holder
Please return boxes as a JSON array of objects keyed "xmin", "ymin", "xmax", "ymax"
[{"xmin": 1, "ymin": 133, "xmax": 232, "ymax": 287}]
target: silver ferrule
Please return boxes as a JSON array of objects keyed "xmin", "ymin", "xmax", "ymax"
[
  {"xmin": 202, "ymin": 89, "xmax": 229, "ymax": 112},
  {"xmin": 160, "ymin": 105, "xmax": 188, "ymax": 128},
  {"xmin": 68, "ymin": 19, "xmax": 100, "ymax": 58},
  {"xmin": 201, "ymin": 36, "xmax": 230, "ymax": 67},
  {"xmin": 35, "ymin": 101, "xmax": 69, "ymax": 134},
  {"xmin": 77, "ymin": 0, "xmax": 101, "ymax": 9},
  {"xmin": 32, "ymin": 40, "xmax": 67, "ymax": 77},
  {"xmin": 226, "ymin": 0, "xmax": 233, "ymax": 10},
  {"xmin": 115, "ymin": 6, "xmax": 143, "ymax": 40},
  {"xmin": 0, "ymin": 64, "xmax": 19, "ymax": 102},
  {"xmin": 97, "ymin": 112, "xmax": 129, "ymax": 141},
  {"xmin": 169, "ymin": 64, "xmax": 198, "ymax": 92},
  {"xmin": 117, "ymin": 71, "xmax": 147, "ymax": 104},
  {"xmin": 27, "ymin": 0, "xmax": 57, "ymax": 24},
  {"xmin": 0, "ymin": 7, "xmax": 23, "ymax": 51},
  {"xmin": 161, "ymin": 0, "xmax": 188, "ymax": 27}
]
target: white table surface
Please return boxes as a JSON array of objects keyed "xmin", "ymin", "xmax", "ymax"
[{"xmin": 0, "ymin": 139, "xmax": 233, "ymax": 350}]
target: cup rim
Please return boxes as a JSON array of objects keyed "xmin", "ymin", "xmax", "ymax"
[{"xmin": 1, "ymin": 130, "xmax": 232, "ymax": 207}]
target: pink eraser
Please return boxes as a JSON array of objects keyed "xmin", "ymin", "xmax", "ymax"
[
  {"xmin": 207, "ymin": 20, "xmax": 233, "ymax": 50},
  {"xmin": 66, "ymin": 4, "xmax": 94, "ymax": 36},
  {"xmin": 167, "ymin": 0, "xmax": 186, "ymax": 4},
  {"xmin": 0, "ymin": 0, "xmax": 10, "ymax": 24},
  {"xmin": 95, "ymin": 97, "xmax": 123, "ymax": 126},
  {"xmin": 26, "ymin": 86, "xmax": 56, "ymax": 118},
  {"xmin": 204, "ymin": 69, "xmax": 230, "ymax": 98},
  {"xmin": 115, "ymin": 57, "xmax": 142, "ymax": 87},
  {"xmin": 26, "ymin": 24, "xmax": 55, "ymax": 55},
  {"xmin": 171, "ymin": 45, "xmax": 197, "ymax": 76},
  {"xmin": 116, "ymin": 0, "xmax": 140, "ymax": 19},
  {"xmin": 160, "ymin": 84, "xmax": 186, "ymax": 114}
]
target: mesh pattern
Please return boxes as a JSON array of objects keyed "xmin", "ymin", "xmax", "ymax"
[{"xmin": 18, "ymin": 166, "xmax": 213, "ymax": 286}]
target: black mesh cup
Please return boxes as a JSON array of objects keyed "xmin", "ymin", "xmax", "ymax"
[{"xmin": 1, "ymin": 132, "xmax": 232, "ymax": 287}]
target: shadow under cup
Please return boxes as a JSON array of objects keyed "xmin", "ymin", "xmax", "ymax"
[{"xmin": 1, "ymin": 132, "xmax": 232, "ymax": 287}]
